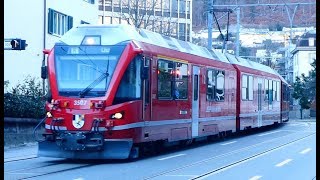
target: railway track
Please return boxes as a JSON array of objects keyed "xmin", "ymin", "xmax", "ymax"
[
  {"xmin": 4, "ymin": 156, "xmax": 38, "ymax": 163},
  {"xmin": 5, "ymin": 124, "xmax": 314, "ymax": 180},
  {"xmin": 143, "ymin": 131, "xmax": 315, "ymax": 179}
]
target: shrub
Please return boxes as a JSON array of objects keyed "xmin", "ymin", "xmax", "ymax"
[{"xmin": 4, "ymin": 76, "xmax": 46, "ymax": 119}]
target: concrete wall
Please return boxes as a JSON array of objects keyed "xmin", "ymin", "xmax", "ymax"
[
  {"xmin": 4, "ymin": 117, "xmax": 45, "ymax": 147},
  {"xmin": 289, "ymin": 109, "xmax": 312, "ymax": 119}
]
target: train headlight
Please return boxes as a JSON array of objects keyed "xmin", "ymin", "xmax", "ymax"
[
  {"xmin": 46, "ymin": 111, "xmax": 53, "ymax": 118},
  {"xmin": 110, "ymin": 112, "xmax": 124, "ymax": 119}
]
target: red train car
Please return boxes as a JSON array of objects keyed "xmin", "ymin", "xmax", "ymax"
[{"xmin": 36, "ymin": 24, "xmax": 290, "ymax": 159}]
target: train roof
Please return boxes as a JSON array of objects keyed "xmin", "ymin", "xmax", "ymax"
[
  {"xmin": 225, "ymin": 53, "xmax": 289, "ymax": 83},
  {"xmin": 70, "ymin": 24, "xmax": 286, "ymax": 81},
  {"xmin": 72, "ymin": 24, "xmax": 230, "ymax": 64}
]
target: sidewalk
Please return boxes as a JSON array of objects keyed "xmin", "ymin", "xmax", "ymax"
[
  {"xmin": 4, "ymin": 142, "xmax": 38, "ymax": 162},
  {"xmin": 289, "ymin": 117, "xmax": 316, "ymax": 122}
]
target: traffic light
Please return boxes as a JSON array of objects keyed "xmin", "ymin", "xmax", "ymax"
[{"xmin": 10, "ymin": 39, "xmax": 26, "ymax": 50}]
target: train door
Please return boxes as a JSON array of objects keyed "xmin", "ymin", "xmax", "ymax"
[
  {"xmin": 257, "ymin": 78, "xmax": 263, "ymax": 127},
  {"xmin": 229, "ymin": 77, "xmax": 236, "ymax": 114},
  {"xmin": 142, "ymin": 56, "xmax": 151, "ymax": 121},
  {"xmin": 192, "ymin": 66, "xmax": 200, "ymax": 137}
]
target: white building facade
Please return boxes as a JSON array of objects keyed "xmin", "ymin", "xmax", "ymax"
[
  {"xmin": 291, "ymin": 31, "xmax": 316, "ymax": 82},
  {"xmin": 98, "ymin": 0, "xmax": 192, "ymax": 42},
  {"xmin": 4, "ymin": 0, "xmax": 98, "ymax": 88}
]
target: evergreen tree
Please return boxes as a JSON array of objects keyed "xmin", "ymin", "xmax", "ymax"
[{"xmin": 292, "ymin": 58, "xmax": 316, "ymax": 119}]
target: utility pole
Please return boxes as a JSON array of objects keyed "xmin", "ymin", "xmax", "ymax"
[
  {"xmin": 102, "ymin": 0, "xmax": 105, "ymax": 24},
  {"xmin": 207, "ymin": 0, "xmax": 213, "ymax": 50},
  {"xmin": 236, "ymin": 7, "xmax": 240, "ymax": 57},
  {"xmin": 285, "ymin": 5, "xmax": 298, "ymax": 45}
]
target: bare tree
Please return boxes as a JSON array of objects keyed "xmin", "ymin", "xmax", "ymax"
[{"xmin": 117, "ymin": 0, "xmax": 160, "ymax": 29}]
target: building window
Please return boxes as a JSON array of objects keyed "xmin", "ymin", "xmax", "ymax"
[
  {"xmin": 81, "ymin": 20, "xmax": 90, "ymax": 24},
  {"xmin": 207, "ymin": 69, "xmax": 225, "ymax": 101},
  {"xmin": 84, "ymin": 0, "xmax": 95, "ymax": 4},
  {"xmin": 48, "ymin": 8, "xmax": 73, "ymax": 36},
  {"xmin": 157, "ymin": 59, "xmax": 188, "ymax": 100},
  {"xmin": 242, "ymin": 74, "xmax": 253, "ymax": 100},
  {"xmin": 179, "ymin": 0, "xmax": 186, "ymax": 13},
  {"xmin": 308, "ymin": 38, "xmax": 314, "ymax": 46},
  {"xmin": 163, "ymin": 0, "xmax": 170, "ymax": 12}
]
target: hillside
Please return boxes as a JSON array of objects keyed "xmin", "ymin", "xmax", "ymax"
[{"xmin": 192, "ymin": 0, "xmax": 316, "ymax": 32}]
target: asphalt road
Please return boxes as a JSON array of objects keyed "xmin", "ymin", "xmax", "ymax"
[{"xmin": 4, "ymin": 120, "xmax": 316, "ymax": 180}]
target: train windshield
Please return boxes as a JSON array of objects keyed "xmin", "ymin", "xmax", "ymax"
[{"xmin": 54, "ymin": 45, "xmax": 126, "ymax": 97}]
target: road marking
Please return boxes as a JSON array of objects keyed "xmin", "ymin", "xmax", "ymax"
[
  {"xmin": 4, "ymin": 155, "xmax": 37, "ymax": 163},
  {"xmin": 249, "ymin": 175, "xmax": 262, "ymax": 180},
  {"xmin": 275, "ymin": 159, "xmax": 292, "ymax": 167},
  {"xmin": 258, "ymin": 130, "xmax": 281, "ymax": 136},
  {"xmin": 157, "ymin": 154, "xmax": 186, "ymax": 161},
  {"xmin": 220, "ymin": 141, "xmax": 237, "ymax": 145},
  {"xmin": 6, "ymin": 172, "xmax": 37, "ymax": 175},
  {"xmin": 300, "ymin": 148, "xmax": 312, "ymax": 154},
  {"xmin": 73, "ymin": 178, "xmax": 84, "ymax": 180},
  {"xmin": 165, "ymin": 174, "xmax": 197, "ymax": 177}
]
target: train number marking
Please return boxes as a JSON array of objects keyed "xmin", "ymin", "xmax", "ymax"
[{"xmin": 74, "ymin": 100, "xmax": 87, "ymax": 106}]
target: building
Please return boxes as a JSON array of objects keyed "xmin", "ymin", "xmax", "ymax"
[
  {"xmin": 98, "ymin": 0, "xmax": 192, "ymax": 42},
  {"xmin": 4, "ymin": 0, "xmax": 98, "ymax": 89},
  {"xmin": 291, "ymin": 30, "xmax": 316, "ymax": 82}
]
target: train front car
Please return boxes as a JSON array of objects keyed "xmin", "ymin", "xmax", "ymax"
[{"xmin": 38, "ymin": 25, "xmax": 144, "ymax": 159}]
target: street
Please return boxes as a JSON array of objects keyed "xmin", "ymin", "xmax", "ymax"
[{"xmin": 4, "ymin": 120, "xmax": 316, "ymax": 180}]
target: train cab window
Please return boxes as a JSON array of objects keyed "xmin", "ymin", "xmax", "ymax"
[
  {"xmin": 158, "ymin": 60, "xmax": 173, "ymax": 99},
  {"xmin": 113, "ymin": 57, "xmax": 142, "ymax": 104},
  {"xmin": 207, "ymin": 69, "xmax": 225, "ymax": 101},
  {"xmin": 242, "ymin": 75, "xmax": 253, "ymax": 100}
]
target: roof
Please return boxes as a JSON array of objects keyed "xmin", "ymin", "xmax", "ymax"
[
  {"xmin": 73, "ymin": 24, "xmax": 284, "ymax": 79},
  {"xmin": 225, "ymin": 53, "xmax": 281, "ymax": 76}
]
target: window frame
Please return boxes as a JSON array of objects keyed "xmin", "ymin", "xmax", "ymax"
[
  {"xmin": 48, "ymin": 8, "xmax": 73, "ymax": 36},
  {"xmin": 242, "ymin": 74, "xmax": 253, "ymax": 101},
  {"xmin": 206, "ymin": 68, "xmax": 225, "ymax": 102},
  {"xmin": 157, "ymin": 59, "xmax": 188, "ymax": 100}
]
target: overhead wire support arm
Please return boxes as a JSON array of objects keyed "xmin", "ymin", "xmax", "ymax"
[{"xmin": 211, "ymin": 9, "xmax": 232, "ymax": 53}]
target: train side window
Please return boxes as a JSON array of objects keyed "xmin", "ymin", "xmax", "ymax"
[
  {"xmin": 242, "ymin": 75, "xmax": 248, "ymax": 100},
  {"xmin": 216, "ymin": 70, "xmax": 225, "ymax": 101},
  {"xmin": 273, "ymin": 81, "xmax": 277, "ymax": 102},
  {"xmin": 248, "ymin": 76, "xmax": 253, "ymax": 100},
  {"xmin": 207, "ymin": 69, "xmax": 225, "ymax": 101},
  {"xmin": 158, "ymin": 60, "xmax": 173, "ymax": 99},
  {"xmin": 276, "ymin": 81, "xmax": 280, "ymax": 101},
  {"xmin": 268, "ymin": 79, "xmax": 273, "ymax": 104},
  {"xmin": 207, "ymin": 70, "xmax": 216, "ymax": 100},
  {"xmin": 174, "ymin": 62, "xmax": 188, "ymax": 100},
  {"xmin": 242, "ymin": 75, "xmax": 253, "ymax": 101},
  {"xmin": 264, "ymin": 79, "xmax": 269, "ymax": 101},
  {"xmin": 282, "ymin": 83, "xmax": 287, "ymax": 102}
]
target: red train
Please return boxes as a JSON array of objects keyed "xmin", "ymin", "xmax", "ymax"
[{"xmin": 37, "ymin": 24, "xmax": 290, "ymax": 159}]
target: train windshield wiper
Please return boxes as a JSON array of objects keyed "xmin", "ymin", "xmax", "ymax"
[{"xmin": 79, "ymin": 72, "xmax": 109, "ymax": 98}]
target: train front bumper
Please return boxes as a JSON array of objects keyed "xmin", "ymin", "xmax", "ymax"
[{"xmin": 38, "ymin": 138, "xmax": 133, "ymax": 159}]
